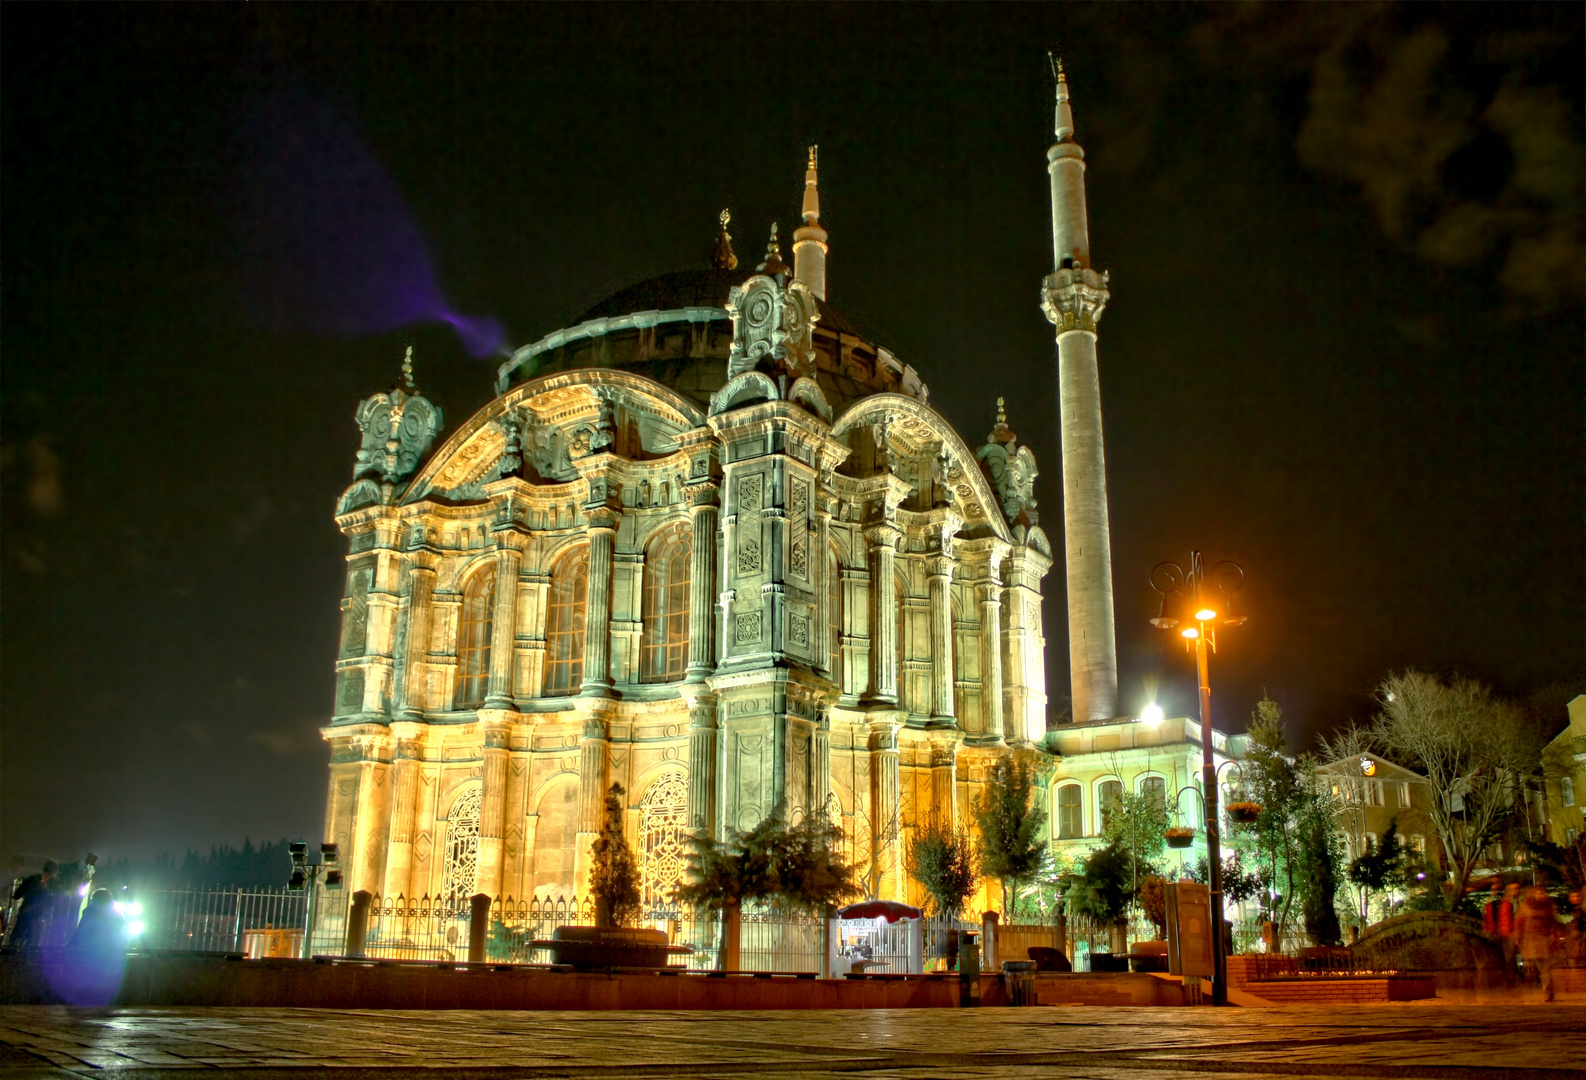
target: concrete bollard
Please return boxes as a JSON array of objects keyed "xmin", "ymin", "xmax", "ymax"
[
  {"xmin": 721, "ymin": 901, "xmax": 742, "ymax": 972},
  {"xmin": 981, "ymin": 911, "xmax": 999, "ymax": 973},
  {"xmin": 907, "ymin": 917, "xmax": 924, "ymax": 974},
  {"xmin": 468, "ymin": 893, "xmax": 491, "ymax": 964},
  {"xmin": 344, "ymin": 891, "xmax": 372, "ymax": 957}
]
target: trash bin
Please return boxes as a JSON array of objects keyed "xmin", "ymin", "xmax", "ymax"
[{"xmin": 1002, "ymin": 960, "xmax": 1036, "ymax": 1006}]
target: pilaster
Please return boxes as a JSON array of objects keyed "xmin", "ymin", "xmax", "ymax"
[
  {"xmin": 485, "ymin": 537, "xmax": 524, "ymax": 710},
  {"xmin": 581, "ymin": 505, "xmax": 620, "ymax": 698},
  {"xmin": 382, "ymin": 727, "xmax": 424, "ymax": 899},
  {"xmin": 862, "ymin": 522, "xmax": 904, "ymax": 706},
  {"xmin": 685, "ymin": 481, "xmax": 720, "ymax": 682},
  {"xmin": 475, "ymin": 716, "xmax": 512, "ymax": 900}
]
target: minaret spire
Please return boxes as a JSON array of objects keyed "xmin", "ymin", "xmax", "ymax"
[
  {"xmin": 792, "ymin": 145, "xmax": 829, "ymax": 300},
  {"xmin": 1040, "ymin": 56, "xmax": 1119, "ymax": 723}
]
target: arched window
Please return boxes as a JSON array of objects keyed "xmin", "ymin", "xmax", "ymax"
[
  {"xmin": 1098, "ymin": 779, "xmax": 1123, "ymax": 829},
  {"xmin": 455, "ymin": 566, "xmax": 496, "ymax": 709},
  {"xmin": 1139, "ymin": 775, "xmax": 1167, "ymax": 808},
  {"xmin": 544, "ymin": 546, "xmax": 589, "ymax": 695},
  {"xmin": 639, "ymin": 772, "xmax": 689, "ymax": 906},
  {"xmin": 828, "ymin": 551, "xmax": 842, "ymax": 681},
  {"xmin": 1057, "ymin": 783, "xmax": 1083, "ymax": 839},
  {"xmin": 641, "ymin": 523, "xmax": 691, "ymax": 683},
  {"xmin": 441, "ymin": 784, "xmax": 483, "ymax": 904}
]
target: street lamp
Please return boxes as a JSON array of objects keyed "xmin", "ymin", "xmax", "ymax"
[
  {"xmin": 288, "ymin": 841, "xmax": 342, "ymax": 959},
  {"xmin": 1150, "ymin": 551, "xmax": 1245, "ymax": 1006}
]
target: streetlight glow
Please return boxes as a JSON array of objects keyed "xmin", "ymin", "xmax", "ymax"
[
  {"xmin": 1195, "ymin": 607, "xmax": 1217, "ymax": 621},
  {"xmin": 1181, "ymin": 626, "xmax": 1199, "ymax": 639}
]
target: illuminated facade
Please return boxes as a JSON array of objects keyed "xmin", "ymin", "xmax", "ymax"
[{"xmin": 321, "ymin": 77, "xmax": 1133, "ymax": 909}]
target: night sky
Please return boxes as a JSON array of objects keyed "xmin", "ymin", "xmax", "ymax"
[{"xmin": 4, "ymin": 5, "xmax": 1581, "ymax": 861}]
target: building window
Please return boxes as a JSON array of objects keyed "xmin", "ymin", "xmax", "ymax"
[
  {"xmin": 1564, "ymin": 776, "xmax": 1576, "ymax": 808},
  {"xmin": 1058, "ymin": 784, "xmax": 1083, "ymax": 839},
  {"xmin": 1098, "ymin": 779, "xmax": 1123, "ymax": 828},
  {"xmin": 639, "ymin": 772, "xmax": 689, "ymax": 906},
  {"xmin": 441, "ymin": 784, "xmax": 483, "ymax": 905},
  {"xmin": 640, "ymin": 523, "xmax": 691, "ymax": 683},
  {"xmin": 1365, "ymin": 780, "xmax": 1384, "ymax": 807},
  {"xmin": 828, "ymin": 552, "xmax": 843, "ymax": 682},
  {"xmin": 544, "ymin": 546, "xmax": 589, "ymax": 695},
  {"xmin": 1409, "ymin": 834, "xmax": 1426, "ymax": 854},
  {"xmin": 454, "ymin": 566, "xmax": 496, "ymax": 709},
  {"xmin": 1397, "ymin": 781, "xmax": 1411, "ymax": 808},
  {"xmin": 1139, "ymin": 775, "xmax": 1167, "ymax": 808}
]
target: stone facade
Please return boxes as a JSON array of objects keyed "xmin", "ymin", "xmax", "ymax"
[{"xmin": 321, "ymin": 180, "xmax": 1056, "ymax": 908}]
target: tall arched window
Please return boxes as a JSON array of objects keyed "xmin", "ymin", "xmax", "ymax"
[
  {"xmin": 1098, "ymin": 779, "xmax": 1123, "ymax": 829},
  {"xmin": 441, "ymin": 784, "xmax": 483, "ymax": 904},
  {"xmin": 1139, "ymin": 775, "xmax": 1167, "ymax": 808},
  {"xmin": 639, "ymin": 772, "xmax": 689, "ymax": 906},
  {"xmin": 455, "ymin": 565, "xmax": 496, "ymax": 709},
  {"xmin": 827, "ymin": 552, "xmax": 842, "ymax": 683},
  {"xmin": 641, "ymin": 523, "xmax": 691, "ymax": 683},
  {"xmin": 544, "ymin": 546, "xmax": 589, "ymax": 695},
  {"xmin": 1057, "ymin": 783, "xmax": 1083, "ymax": 839}
]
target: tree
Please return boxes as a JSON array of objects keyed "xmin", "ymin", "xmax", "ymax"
[
  {"xmin": 1138, "ymin": 875, "xmax": 1169, "ymax": 940},
  {"xmin": 1347, "ymin": 819, "xmax": 1409, "ymax": 922},
  {"xmin": 1239, "ymin": 696, "xmax": 1307, "ymax": 941},
  {"xmin": 904, "ymin": 814, "xmax": 977, "ymax": 919},
  {"xmin": 1299, "ymin": 807, "xmax": 1343, "ymax": 946},
  {"xmin": 1100, "ymin": 787, "xmax": 1170, "ymax": 892},
  {"xmin": 973, "ymin": 756, "xmax": 1049, "ymax": 915},
  {"xmin": 589, "ymin": 783, "xmax": 641, "ymax": 926},
  {"xmin": 1066, "ymin": 842, "xmax": 1134, "ymax": 951},
  {"xmin": 674, "ymin": 807, "xmax": 855, "ymax": 914},
  {"xmin": 1370, "ymin": 671, "xmax": 1534, "ymax": 906}
]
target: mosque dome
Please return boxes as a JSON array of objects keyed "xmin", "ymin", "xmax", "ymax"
[{"xmin": 494, "ymin": 260, "xmax": 928, "ymax": 415}]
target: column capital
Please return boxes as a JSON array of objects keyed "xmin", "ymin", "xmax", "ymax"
[
  {"xmin": 1041, "ymin": 267, "xmax": 1110, "ymax": 334},
  {"xmin": 926, "ymin": 553, "xmax": 958, "ymax": 580},
  {"xmin": 862, "ymin": 522, "xmax": 905, "ymax": 550},
  {"xmin": 685, "ymin": 480, "xmax": 721, "ymax": 509},
  {"xmin": 584, "ymin": 505, "xmax": 621, "ymax": 533}
]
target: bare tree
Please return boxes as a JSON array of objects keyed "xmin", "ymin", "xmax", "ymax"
[{"xmin": 1369, "ymin": 671, "xmax": 1531, "ymax": 906}]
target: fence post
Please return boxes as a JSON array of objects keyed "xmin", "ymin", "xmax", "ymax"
[
  {"xmin": 721, "ymin": 901, "xmax": 741, "ymax": 972},
  {"xmin": 233, "ymin": 889, "xmax": 244, "ymax": 954},
  {"xmin": 820, "ymin": 908, "xmax": 834, "ymax": 979},
  {"xmin": 300, "ymin": 881, "xmax": 320, "ymax": 960},
  {"xmin": 981, "ymin": 911, "xmax": 999, "ymax": 972},
  {"xmin": 906, "ymin": 917, "xmax": 923, "ymax": 974},
  {"xmin": 468, "ymin": 893, "xmax": 491, "ymax": 963},
  {"xmin": 345, "ymin": 891, "xmax": 373, "ymax": 957}
]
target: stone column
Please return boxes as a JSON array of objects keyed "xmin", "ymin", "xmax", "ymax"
[
  {"xmin": 574, "ymin": 706, "xmax": 612, "ymax": 891},
  {"xmin": 868, "ymin": 718, "xmax": 902, "ymax": 899},
  {"xmin": 686, "ymin": 692, "xmax": 719, "ymax": 838},
  {"xmin": 351, "ymin": 735, "xmax": 394, "ymax": 896},
  {"xmin": 813, "ymin": 705, "xmax": 831, "ymax": 820},
  {"xmin": 978, "ymin": 547, "xmax": 1007, "ymax": 745},
  {"xmin": 863, "ymin": 523, "xmax": 903, "ymax": 705},
  {"xmin": 685, "ymin": 483, "xmax": 720, "ymax": 681},
  {"xmin": 485, "ymin": 543, "xmax": 522, "ymax": 710},
  {"xmin": 475, "ymin": 720, "xmax": 511, "ymax": 901},
  {"xmin": 382, "ymin": 731, "xmax": 423, "ymax": 900},
  {"xmin": 927, "ymin": 553, "xmax": 957, "ymax": 722},
  {"xmin": 929, "ymin": 733, "xmax": 959, "ymax": 827},
  {"xmin": 581, "ymin": 506, "xmax": 619, "ymax": 698},
  {"xmin": 500, "ymin": 750, "xmax": 529, "ymax": 902},
  {"xmin": 398, "ymin": 559, "xmax": 436, "ymax": 719}
]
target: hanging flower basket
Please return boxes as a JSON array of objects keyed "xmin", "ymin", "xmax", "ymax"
[
  {"xmin": 1164, "ymin": 826, "xmax": 1196, "ymax": 849},
  {"xmin": 1227, "ymin": 801, "xmax": 1262, "ymax": 824}
]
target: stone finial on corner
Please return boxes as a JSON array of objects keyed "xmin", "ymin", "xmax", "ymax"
[{"xmin": 712, "ymin": 208, "xmax": 738, "ymax": 271}]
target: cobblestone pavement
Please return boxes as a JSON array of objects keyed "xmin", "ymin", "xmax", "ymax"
[{"xmin": 2, "ymin": 1004, "xmax": 1584, "ymax": 1079}]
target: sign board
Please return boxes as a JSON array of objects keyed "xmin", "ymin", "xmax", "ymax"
[{"xmin": 1166, "ymin": 881, "xmax": 1213, "ymax": 977}]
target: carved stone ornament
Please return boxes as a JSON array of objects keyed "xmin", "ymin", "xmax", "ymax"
[
  {"xmin": 975, "ymin": 398, "xmax": 1039, "ymax": 529},
  {"xmin": 725, "ymin": 273, "xmax": 820, "ymax": 382},
  {"xmin": 352, "ymin": 348, "xmax": 445, "ymax": 484}
]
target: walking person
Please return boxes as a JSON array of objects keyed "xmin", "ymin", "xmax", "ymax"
[
  {"xmin": 1516, "ymin": 876, "xmax": 1562, "ymax": 1003},
  {"xmin": 7, "ymin": 861, "xmax": 58, "ymax": 948},
  {"xmin": 1483, "ymin": 882, "xmax": 1517, "ymax": 984}
]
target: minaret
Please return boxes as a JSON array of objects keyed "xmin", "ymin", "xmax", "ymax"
[
  {"xmin": 792, "ymin": 146, "xmax": 828, "ymax": 300},
  {"xmin": 1041, "ymin": 59, "xmax": 1119, "ymax": 722}
]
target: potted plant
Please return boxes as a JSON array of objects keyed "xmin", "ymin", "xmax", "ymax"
[
  {"xmin": 536, "ymin": 784, "xmax": 687, "ymax": 969},
  {"xmin": 1132, "ymin": 875, "xmax": 1170, "ymax": 972},
  {"xmin": 1227, "ymin": 800, "xmax": 1262, "ymax": 824},
  {"xmin": 1164, "ymin": 826, "xmax": 1196, "ymax": 849}
]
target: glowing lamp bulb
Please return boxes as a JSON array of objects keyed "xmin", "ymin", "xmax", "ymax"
[
  {"xmin": 1140, "ymin": 703, "xmax": 1164, "ymax": 726},
  {"xmin": 1195, "ymin": 608, "xmax": 1217, "ymax": 621},
  {"xmin": 127, "ymin": 920, "xmax": 146, "ymax": 937},
  {"xmin": 1181, "ymin": 627, "xmax": 1199, "ymax": 639},
  {"xmin": 127, "ymin": 901, "xmax": 143, "ymax": 918}
]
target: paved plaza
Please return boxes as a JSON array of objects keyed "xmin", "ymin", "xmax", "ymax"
[{"xmin": 1, "ymin": 1002, "xmax": 1584, "ymax": 1079}]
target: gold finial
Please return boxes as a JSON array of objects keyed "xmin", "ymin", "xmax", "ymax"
[
  {"xmin": 807, "ymin": 145, "xmax": 818, "ymax": 170},
  {"xmin": 759, "ymin": 222, "xmax": 789, "ymax": 276},
  {"xmin": 996, "ymin": 396, "xmax": 1007, "ymax": 424},
  {"xmin": 989, "ymin": 396, "xmax": 1016, "ymax": 445},
  {"xmin": 400, "ymin": 345, "xmax": 416, "ymax": 392},
  {"xmin": 712, "ymin": 208, "xmax": 738, "ymax": 270}
]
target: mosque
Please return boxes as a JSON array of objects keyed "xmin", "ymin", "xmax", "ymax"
[{"xmin": 319, "ymin": 70, "xmax": 1236, "ymax": 911}]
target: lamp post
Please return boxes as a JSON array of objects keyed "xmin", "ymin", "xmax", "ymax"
[
  {"xmin": 288, "ymin": 841, "xmax": 342, "ymax": 959},
  {"xmin": 1150, "ymin": 551, "xmax": 1245, "ymax": 1006}
]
